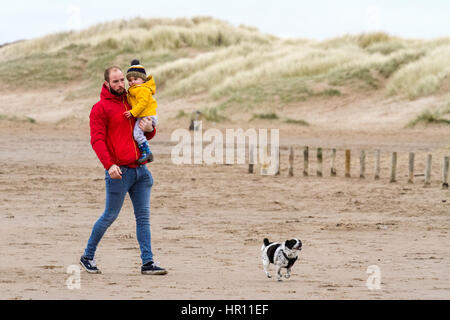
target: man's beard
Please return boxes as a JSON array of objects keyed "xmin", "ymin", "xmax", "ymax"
[{"xmin": 109, "ymin": 86, "xmax": 124, "ymax": 96}]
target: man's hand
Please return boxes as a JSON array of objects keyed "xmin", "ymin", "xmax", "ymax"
[
  {"xmin": 139, "ymin": 117, "xmax": 155, "ymax": 132},
  {"xmin": 124, "ymin": 111, "xmax": 133, "ymax": 119},
  {"xmin": 108, "ymin": 164, "xmax": 122, "ymax": 179}
]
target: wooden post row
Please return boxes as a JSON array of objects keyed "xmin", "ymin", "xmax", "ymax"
[{"xmin": 256, "ymin": 147, "xmax": 447, "ymax": 189}]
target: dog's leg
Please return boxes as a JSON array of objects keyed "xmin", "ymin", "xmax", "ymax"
[
  {"xmin": 285, "ymin": 267, "xmax": 291, "ymax": 279},
  {"xmin": 262, "ymin": 257, "xmax": 271, "ymax": 278},
  {"xmin": 276, "ymin": 264, "xmax": 282, "ymax": 282}
]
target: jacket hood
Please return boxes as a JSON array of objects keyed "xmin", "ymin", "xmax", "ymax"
[
  {"xmin": 128, "ymin": 75, "xmax": 155, "ymax": 91},
  {"xmin": 100, "ymin": 83, "xmax": 127, "ymax": 101},
  {"xmin": 143, "ymin": 75, "xmax": 155, "ymax": 88}
]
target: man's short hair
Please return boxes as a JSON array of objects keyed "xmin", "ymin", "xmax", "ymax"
[{"xmin": 104, "ymin": 66, "xmax": 122, "ymax": 82}]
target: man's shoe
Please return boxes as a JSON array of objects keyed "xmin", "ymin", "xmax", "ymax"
[
  {"xmin": 80, "ymin": 256, "xmax": 101, "ymax": 274},
  {"xmin": 141, "ymin": 261, "xmax": 168, "ymax": 275}
]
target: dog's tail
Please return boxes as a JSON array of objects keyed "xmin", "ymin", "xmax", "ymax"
[{"xmin": 261, "ymin": 238, "xmax": 271, "ymax": 251}]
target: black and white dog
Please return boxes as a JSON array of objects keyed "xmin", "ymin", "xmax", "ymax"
[{"xmin": 261, "ymin": 238, "xmax": 302, "ymax": 281}]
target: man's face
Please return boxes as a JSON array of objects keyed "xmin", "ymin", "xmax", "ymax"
[{"xmin": 106, "ymin": 69, "xmax": 125, "ymax": 95}]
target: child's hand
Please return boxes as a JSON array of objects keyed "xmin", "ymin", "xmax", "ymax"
[{"xmin": 124, "ymin": 111, "xmax": 132, "ymax": 119}]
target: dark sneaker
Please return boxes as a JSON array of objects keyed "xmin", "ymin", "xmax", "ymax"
[
  {"xmin": 141, "ymin": 261, "xmax": 167, "ymax": 275},
  {"xmin": 138, "ymin": 142, "xmax": 154, "ymax": 164},
  {"xmin": 147, "ymin": 151, "xmax": 154, "ymax": 163},
  {"xmin": 138, "ymin": 152, "xmax": 154, "ymax": 164},
  {"xmin": 80, "ymin": 256, "xmax": 101, "ymax": 274}
]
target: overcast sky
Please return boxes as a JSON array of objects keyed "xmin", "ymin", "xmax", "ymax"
[{"xmin": 0, "ymin": 0, "xmax": 449, "ymax": 44}]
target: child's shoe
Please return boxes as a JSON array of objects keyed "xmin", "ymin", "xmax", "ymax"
[{"xmin": 138, "ymin": 141, "xmax": 154, "ymax": 163}]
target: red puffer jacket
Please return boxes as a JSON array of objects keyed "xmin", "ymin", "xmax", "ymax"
[{"xmin": 90, "ymin": 83, "xmax": 156, "ymax": 170}]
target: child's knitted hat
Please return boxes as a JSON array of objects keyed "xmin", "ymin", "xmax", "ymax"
[{"xmin": 126, "ymin": 59, "xmax": 147, "ymax": 81}]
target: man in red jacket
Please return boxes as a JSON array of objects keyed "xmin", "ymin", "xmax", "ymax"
[{"xmin": 80, "ymin": 66, "xmax": 167, "ymax": 275}]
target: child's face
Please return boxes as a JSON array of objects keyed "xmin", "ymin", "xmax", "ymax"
[{"xmin": 127, "ymin": 76, "xmax": 145, "ymax": 87}]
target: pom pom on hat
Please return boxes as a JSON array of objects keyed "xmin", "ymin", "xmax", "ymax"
[{"xmin": 130, "ymin": 59, "xmax": 140, "ymax": 66}]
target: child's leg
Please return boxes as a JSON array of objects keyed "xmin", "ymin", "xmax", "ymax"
[
  {"xmin": 134, "ymin": 118, "xmax": 148, "ymax": 146},
  {"xmin": 134, "ymin": 117, "xmax": 153, "ymax": 163},
  {"xmin": 150, "ymin": 115, "xmax": 158, "ymax": 127}
]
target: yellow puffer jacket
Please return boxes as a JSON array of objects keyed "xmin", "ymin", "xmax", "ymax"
[{"xmin": 127, "ymin": 75, "xmax": 158, "ymax": 118}]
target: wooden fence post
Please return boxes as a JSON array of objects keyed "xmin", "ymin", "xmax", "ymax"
[
  {"xmin": 248, "ymin": 144, "xmax": 255, "ymax": 174},
  {"xmin": 275, "ymin": 147, "xmax": 280, "ymax": 175},
  {"xmin": 288, "ymin": 146, "xmax": 294, "ymax": 177},
  {"xmin": 330, "ymin": 148, "xmax": 337, "ymax": 176},
  {"xmin": 260, "ymin": 146, "xmax": 268, "ymax": 175},
  {"xmin": 390, "ymin": 152, "xmax": 397, "ymax": 183},
  {"xmin": 442, "ymin": 156, "xmax": 449, "ymax": 189},
  {"xmin": 194, "ymin": 111, "xmax": 201, "ymax": 131},
  {"xmin": 424, "ymin": 154, "xmax": 432, "ymax": 186},
  {"xmin": 360, "ymin": 150, "xmax": 366, "ymax": 179},
  {"xmin": 317, "ymin": 148, "xmax": 323, "ymax": 177},
  {"xmin": 345, "ymin": 149, "xmax": 351, "ymax": 178},
  {"xmin": 374, "ymin": 150, "xmax": 381, "ymax": 180},
  {"xmin": 408, "ymin": 152, "xmax": 415, "ymax": 184},
  {"xmin": 303, "ymin": 146, "xmax": 309, "ymax": 176}
]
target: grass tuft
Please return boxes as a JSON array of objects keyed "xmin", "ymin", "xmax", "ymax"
[
  {"xmin": 316, "ymin": 88, "xmax": 341, "ymax": 97},
  {"xmin": 283, "ymin": 118, "xmax": 309, "ymax": 125},
  {"xmin": 201, "ymin": 107, "xmax": 228, "ymax": 122},
  {"xmin": 251, "ymin": 112, "xmax": 279, "ymax": 120},
  {"xmin": 175, "ymin": 110, "xmax": 187, "ymax": 118},
  {"xmin": 407, "ymin": 109, "xmax": 450, "ymax": 127},
  {"xmin": 0, "ymin": 114, "xmax": 36, "ymax": 123}
]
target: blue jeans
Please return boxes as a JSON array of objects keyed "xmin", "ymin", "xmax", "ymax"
[{"xmin": 83, "ymin": 165, "xmax": 154, "ymax": 264}]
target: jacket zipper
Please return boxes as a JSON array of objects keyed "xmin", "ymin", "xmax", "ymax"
[{"xmin": 123, "ymin": 96, "xmax": 138, "ymax": 160}]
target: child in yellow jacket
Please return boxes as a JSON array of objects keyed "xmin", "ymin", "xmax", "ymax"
[{"xmin": 124, "ymin": 59, "xmax": 158, "ymax": 163}]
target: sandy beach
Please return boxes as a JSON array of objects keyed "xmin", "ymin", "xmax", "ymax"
[{"xmin": 0, "ymin": 116, "xmax": 449, "ymax": 300}]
